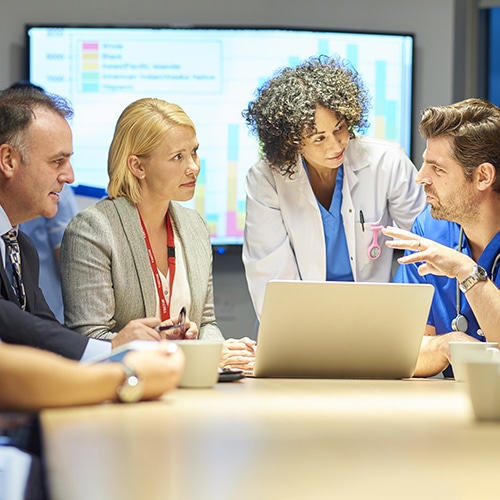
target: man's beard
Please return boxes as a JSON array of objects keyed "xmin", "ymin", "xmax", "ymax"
[{"xmin": 427, "ymin": 188, "xmax": 478, "ymax": 226}]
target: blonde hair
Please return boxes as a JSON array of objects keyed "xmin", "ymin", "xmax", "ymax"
[{"xmin": 107, "ymin": 98, "xmax": 196, "ymax": 202}]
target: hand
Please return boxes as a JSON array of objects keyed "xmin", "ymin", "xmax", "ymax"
[
  {"xmin": 413, "ymin": 329, "xmax": 480, "ymax": 377},
  {"xmin": 220, "ymin": 337, "xmax": 256, "ymax": 371},
  {"xmin": 441, "ymin": 331, "xmax": 481, "ymax": 362},
  {"xmin": 382, "ymin": 226, "xmax": 475, "ymax": 281},
  {"xmin": 111, "ymin": 317, "xmax": 164, "ymax": 349},
  {"xmin": 155, "ymin": 316, "xmax": 198, "ymax": 340},
  {"xmin": 123, "ymin": 340, "xmax": 185, "ymax": 399},
  {"xmin": 182, "ymin": 318, "xmax": 198, "ymax": 340}
]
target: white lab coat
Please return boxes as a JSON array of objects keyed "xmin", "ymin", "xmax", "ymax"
[{"xmin": 243, "ymin": 136, "xmax": 427, "ymax": 318}]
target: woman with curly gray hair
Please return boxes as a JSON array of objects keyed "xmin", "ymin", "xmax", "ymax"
[{"xmin": 242, "ymin": 55, "xmax": 426, "ymax": 318}]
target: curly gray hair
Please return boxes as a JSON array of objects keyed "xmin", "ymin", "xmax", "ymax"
[{"xmin": 243, "ymin": 55, "xmax": 371, "ymax": 176}]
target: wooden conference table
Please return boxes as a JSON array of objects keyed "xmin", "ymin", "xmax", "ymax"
[{"xmin": 41, "ymin": 377, "xmax": 500, "ymax": 500}]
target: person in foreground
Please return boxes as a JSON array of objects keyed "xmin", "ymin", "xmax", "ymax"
[
  {"xmin": 60, "ymin": 97, "xmax": 255, "ymax": 371},
  {"xmin": 0, "ymin": 88, "xmax": 170, "ymax": 361},
  {"xmin": 0, "ymin": 340, "xmax": 184, "ymax": 410},
  {"xmin": 382, "ymin": 98, "xmax": 500, "ymax": 378},
  {"xmin": 0, "ymin": 340, "xmax": 183, "ymax": 500},
  {"xmin": 242, "ymin": 55, "xmax": 426, "ymax": 318}
]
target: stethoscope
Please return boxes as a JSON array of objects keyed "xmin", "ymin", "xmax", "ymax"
[{"xmin": 451, "ymin": 226, "xmax": 500, "ymax": 334}]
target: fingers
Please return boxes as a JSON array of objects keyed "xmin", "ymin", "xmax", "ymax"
[
  {"xmin": 240, "ymin": 337, "xmax": 257, "ymax": 349},
  {"xmin": 112, "ymin": 323, "xmax": 162, "ymax": 348},
  {"xmin": 163, "ymin": 328, "xmax": 185, "ymax": 340},
  {"xmin": 183, "ymin": 329, "xmax": 197, "ymax": 340},
  {"xmin": 381, "ymin": 226, "xmax": 415, "ymax": 240},
  {"xmin": 220, "ymin": 355, "xmax": 255, "ymax": 370},
  {"xmin": 137, "ymin": 317, "xmax": 168, "ymax": 329},
  {"xmin": 154, "ymin": 319, "xmax": 175, "ymax": 331},
  {"xmin": 183, "ymin": 318, "xmax": 198, "ymax": 340},
  {"xmin": 220, "ymin": 340, "xmax": 256, "ymax": 370},
  {"xmin": 382, "ymin": 227, "xmax": 428, "ymax": 256},
  {"xmin": 387, "ymin": 239, "xmax": 424, "ymax": 253},
  {"xmin": 162, "ymin": 324, "xmax": 196, "ymax": 340},
  {"xmin": 154, "ymin": 317, "xmax": 199, "ymax": 340},
  {"xmin": 225, "ymin": 338, "xmax": 256, "ymax": 351}
]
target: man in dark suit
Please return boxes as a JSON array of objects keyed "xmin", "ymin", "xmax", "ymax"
[{"xmin": 0, "ymin": 87, "xmax": 166, "ymax": 361}]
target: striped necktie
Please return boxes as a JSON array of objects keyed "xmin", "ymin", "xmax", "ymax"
[{"xmin": 2, "ymin": 229, "xmax": 27, "ymax": 310}]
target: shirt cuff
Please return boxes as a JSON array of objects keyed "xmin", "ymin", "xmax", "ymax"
[{"xmin": 80, "ymin": 338, "xmax": 112, "ymax": 362}]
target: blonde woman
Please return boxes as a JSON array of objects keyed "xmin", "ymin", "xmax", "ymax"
[{"xmin": 61, "ymin": 98, "xmax": 255, "ymax": 370}]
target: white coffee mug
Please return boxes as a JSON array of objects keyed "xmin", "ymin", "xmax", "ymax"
[
  {"xmin": 173, "ymin": 340, "xmax": 222, "ymax": 388},
  {"xmin": 464, "ymin": 360, "xmax": 500, "ymax": 420},
  {"xmin": 449, "ymin": 341, "xmax": 499, "ymax": 382}
]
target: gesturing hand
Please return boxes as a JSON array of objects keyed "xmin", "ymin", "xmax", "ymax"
[{"xmin": 382, "ymin": 226, "xmax": 475, "ymax": 280}]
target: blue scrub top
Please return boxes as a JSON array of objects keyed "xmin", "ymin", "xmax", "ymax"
[
  {"xmin": 304, "ymin": 162, "xmax": 354, "ymax": 282},
  {"xmin": 395, "ymin": 206, "xmax": 500, "ymax": 376}
]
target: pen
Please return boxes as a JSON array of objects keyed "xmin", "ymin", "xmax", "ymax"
[
  {"xmin": 155, "ymin": 306, "xmax": 187, "ymax": 333},
  {"xmin": 359, "ymin": 210, "xmax": 365, "ymax": 232}
]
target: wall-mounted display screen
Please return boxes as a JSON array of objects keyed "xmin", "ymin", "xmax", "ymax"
[
  {"xmin": 487, "ymin": 8, "xmax": 500, "ymax": 107},
  {"xmin": 27, "ymin": 25, "xmax": 414, "ymax": 246}
]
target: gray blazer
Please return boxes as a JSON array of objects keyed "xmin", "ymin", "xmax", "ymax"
[{"xmin": 60, "ymin": 197, "xmax": 223, "ymax": 341}]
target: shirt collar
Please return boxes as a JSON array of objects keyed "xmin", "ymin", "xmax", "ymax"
[{"xmin": 0, "ymin": 205, "xmax": 16, "ymax": 236}]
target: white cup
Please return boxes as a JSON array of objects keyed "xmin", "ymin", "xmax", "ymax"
[
  {"xmin": 464, "ymin": 359, "xmax": 500, "ymax": 420},
  {"xmin": 173, "ymin": 340, "xmax": 222, "ymax": 388},
  {"xmin": 449, "ymin": 341, "xmax": 499, "ymax": 382}
]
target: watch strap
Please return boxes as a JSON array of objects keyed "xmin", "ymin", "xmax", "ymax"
[
  {"xmin": 116, "ymin": 361, "xmax": 143, "ymax": 403},
  {"xmin": 459, "ymin": 264, "xmax": 488, "ymax": 293}
]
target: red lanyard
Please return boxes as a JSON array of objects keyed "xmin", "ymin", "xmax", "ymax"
[{"xmin": 138, "ymin": 209, "xmax": 176, "ymax": 320}]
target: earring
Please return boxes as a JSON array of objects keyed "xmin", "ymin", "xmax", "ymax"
[{"xmin": 140, "ymin": 175, "xmax": 145, "ymax": 179}]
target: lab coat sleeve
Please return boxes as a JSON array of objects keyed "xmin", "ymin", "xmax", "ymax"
[{"xmin": 243, "ymin": 161, "xmax": 301, "ymax": 318}]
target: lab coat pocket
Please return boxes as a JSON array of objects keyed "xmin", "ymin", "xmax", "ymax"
[{"xmin": 357, "ymin": 214, "xmax": 386, "ymax": 265}]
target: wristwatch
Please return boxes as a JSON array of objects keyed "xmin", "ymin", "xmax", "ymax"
[
  {"xmin": 116, "ymin": 361, "xmax": 143, "ymax": 403},
  {"xmin": 459, "ymin": 264, "xmax": 488, "ymax": 293}
]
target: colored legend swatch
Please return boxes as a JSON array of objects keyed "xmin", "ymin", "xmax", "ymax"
[{"xmin": 81, "ymin": 42, "xmax": 99, "ymax": 92}]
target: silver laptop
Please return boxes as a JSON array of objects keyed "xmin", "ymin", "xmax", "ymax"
[{"xmin": 252, "ymin": 280, "xmax": 434, "ymax": 379}]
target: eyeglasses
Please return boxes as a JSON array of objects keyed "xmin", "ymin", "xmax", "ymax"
[{"xmin": 155, "ymin": 306, "xmax": 186, "ymax": 334}]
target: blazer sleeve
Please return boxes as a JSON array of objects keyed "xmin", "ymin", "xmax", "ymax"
[
  {"xmin": 0, "ymin": 232, "xmax": 89, "ymax": 360},
  {"xmin": 60, "ymin": 201, "xmax": 148, "ymax": 339},
  {"xmin": 0, "ymin": 299, "xmax": 89, "ymax": 360}
]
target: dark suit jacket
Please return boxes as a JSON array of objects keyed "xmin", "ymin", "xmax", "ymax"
[{"xmin": 0, "ymin": 230, "xmax": 89, "ymax": 360}]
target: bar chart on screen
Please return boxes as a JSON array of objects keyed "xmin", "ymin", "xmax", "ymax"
[{"xmin": 28, "ymin": 25, "xmax": 413, "ymax": 245}]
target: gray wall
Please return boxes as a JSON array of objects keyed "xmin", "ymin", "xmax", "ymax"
[{"xmin": 0, "ymin": 0, "xmax": 473, "ymax": 339}]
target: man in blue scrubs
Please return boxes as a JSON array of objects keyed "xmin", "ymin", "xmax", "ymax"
[{"xmin": 382, "ymin": 98, "xmax": 500, "ymax": 377}]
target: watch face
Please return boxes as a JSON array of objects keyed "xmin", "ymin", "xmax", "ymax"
[
  {"xmin": 459, "ymin": 265, "xmax": 488, "ymax": 293},
  {"xmin": 118, "ymin": 375, "xmax": 143, "ymax": 403},
  {"xmin": 477, "ymin": 265, "xmax": 488, "ymax": 279}
]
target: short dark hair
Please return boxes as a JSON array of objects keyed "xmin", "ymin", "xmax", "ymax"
[
  {"xmin": 0, "ymin": 87, "xmax": 73, "ymax": 162},
  {"xmin": 419, "ymin": 98, "xmax": 500, "ymax": 192},
  {"xmin": 8, "ymin": 80, "xmax": 45, "ymax": 93}
]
